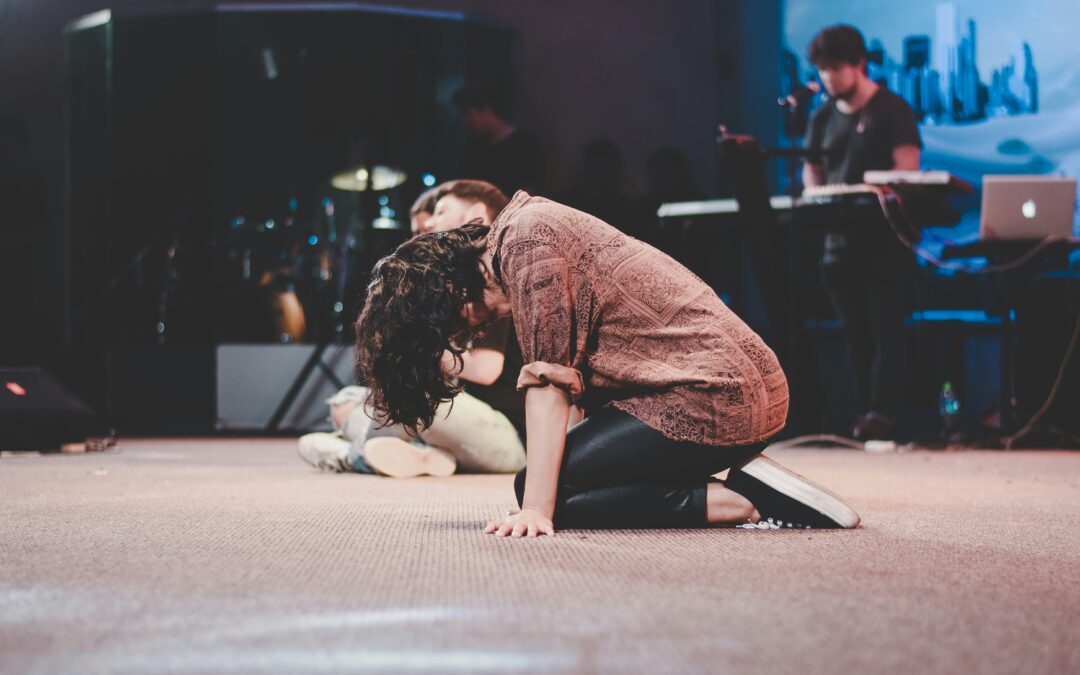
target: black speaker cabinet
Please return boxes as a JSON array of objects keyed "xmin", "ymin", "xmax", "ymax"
[
  {"xmin": 65, "ymin": 5, "xmax": 515, "ymax": 432},
  {"xmin": 0, "ymin": 368, "xmax": 99, "ymax": 450}
]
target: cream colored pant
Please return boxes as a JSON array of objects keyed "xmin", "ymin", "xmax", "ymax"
[{"xmin": 333, "ymin": 386, "xmax": 526, "ymax": 474}]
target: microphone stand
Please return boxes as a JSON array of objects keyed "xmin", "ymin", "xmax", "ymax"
[{"xmin": 776, "ymin": 81, "xmax": 819, "ymax": 197}]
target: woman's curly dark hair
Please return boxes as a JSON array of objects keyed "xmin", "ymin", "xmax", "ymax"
[{"xmin": 354, "ymin": 223, "xmax": 492, "ymax": 434}]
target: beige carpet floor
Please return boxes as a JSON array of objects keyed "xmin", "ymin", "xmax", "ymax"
[{"xmin": 1, "ymin": 439, "xmax": 1079, "ymax": 675}]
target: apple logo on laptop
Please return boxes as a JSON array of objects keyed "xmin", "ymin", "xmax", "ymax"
[{"xmin": 1022, "ymin": 199, "xmax": 1037, "ymax": 219}]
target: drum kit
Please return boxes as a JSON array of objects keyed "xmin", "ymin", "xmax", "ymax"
[{"xmin": 163, "ymin": 163, "xmax": 408, "ymax": 345}]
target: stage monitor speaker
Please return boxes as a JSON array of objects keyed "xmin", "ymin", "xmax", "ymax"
[
  {"xmin": 215, "ymin": 344, "xmax": 354, "ymax": 431},
  {"xmin": 0, "ymin": 367, "xmax": 99, "ymax": 450}
]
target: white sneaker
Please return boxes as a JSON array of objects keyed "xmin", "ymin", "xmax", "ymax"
[
  {"xmin": 362, "ymin": 437, "xmax": 457, "ymax": 478},
  {"xmin": 297, "ymin": 432, "xmax": 352, "ymax": 472}
]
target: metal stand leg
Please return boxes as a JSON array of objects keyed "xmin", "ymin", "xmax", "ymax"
[{"xmin": 265, "ymin": 342, "xmax": 346, "ymax": 432}]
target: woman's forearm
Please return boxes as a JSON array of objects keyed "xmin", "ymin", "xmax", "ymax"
[{"xmin": 521, "ymin": 385, "xmax": 572, "ymax": 518}]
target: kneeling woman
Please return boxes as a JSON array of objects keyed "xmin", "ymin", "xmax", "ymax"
[{"xmin": 355, "ymin": 190, "xmax": 860, "ymax": 537}]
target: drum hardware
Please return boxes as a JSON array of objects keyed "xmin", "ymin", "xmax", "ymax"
[
  {"xmin": 259, "ymin": 270, "xmax": 308, "ymax": 343},
  {"xmin": 329, "ymin": 164, "xmax": 407, "ymax": 192},
  {"xmin": 265, "ymin": 162, "xmax": 408, "ymax": 431}
]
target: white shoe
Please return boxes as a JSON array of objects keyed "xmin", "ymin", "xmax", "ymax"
[
  {"xmin": 297, "ymin": 432, "xmax": 352, "ymax": 472},
  {"xmin": 362, "ymin": 437, "xmax": 457, "ymax": 478}
]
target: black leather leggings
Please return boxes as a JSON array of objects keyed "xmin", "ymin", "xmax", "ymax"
[{"xmin": 514, "ymin": 406, "xmax": 767, "ymax": 529}]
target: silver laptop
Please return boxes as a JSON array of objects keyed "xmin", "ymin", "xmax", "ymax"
[{"xmin": 980, "ymin": 175, "xmax": 1077, "ymax": 240}]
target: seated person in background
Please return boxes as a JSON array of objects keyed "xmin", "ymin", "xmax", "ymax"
[{"xmin": 298, "ymin": 180, "xmax": 526, "ymax": 477}]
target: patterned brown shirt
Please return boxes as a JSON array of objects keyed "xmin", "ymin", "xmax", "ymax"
[{"xmin": 488, "ymin": 191, "xmax": 789, "ymax": 447}]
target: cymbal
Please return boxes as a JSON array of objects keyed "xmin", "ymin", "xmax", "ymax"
[{"xmin": 330, "ymin": 165, "xmax": 407, "ymax": 192}]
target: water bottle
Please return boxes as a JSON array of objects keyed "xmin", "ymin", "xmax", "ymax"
[{"xmin": 939, "ymin": 381, "xmax": 961, "ymax": 439}]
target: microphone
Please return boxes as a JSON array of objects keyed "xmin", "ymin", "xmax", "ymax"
[{"xmin": 778, "ymin": 81, "xmax": 821, "ymax": 109}]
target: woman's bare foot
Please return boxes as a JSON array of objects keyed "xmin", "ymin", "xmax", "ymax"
[{"xmin": 705, "ymin": 482, "xmax": 761, "ymax": 525}]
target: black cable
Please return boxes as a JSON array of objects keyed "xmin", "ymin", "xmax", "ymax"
[{"xmin": 869, "ymin": 185, "xmax": 1068, "ymax": 274}]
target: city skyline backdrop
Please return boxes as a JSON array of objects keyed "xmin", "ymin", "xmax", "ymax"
[
  {"xmin": 861, "ymin": 4, "xmax": 1038, "ymax": 124},
  {"xmin": 785, "ymin": 0, "xmax": 1079, "ymax": 115}
]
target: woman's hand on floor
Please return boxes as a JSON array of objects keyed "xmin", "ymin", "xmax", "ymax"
[{"xmin": 484, "ymin": 507, "xmax": 555, "ymax": 538}]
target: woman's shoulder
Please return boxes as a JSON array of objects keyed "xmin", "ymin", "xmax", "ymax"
[{"xmin": 492, "ymin": 193, "xmax": 580, "ymax": 250}]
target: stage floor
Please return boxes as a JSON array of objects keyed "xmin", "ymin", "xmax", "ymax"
[{"xmin": 2, "ymin": 439, "xmax": 1078, "ymax": 674}]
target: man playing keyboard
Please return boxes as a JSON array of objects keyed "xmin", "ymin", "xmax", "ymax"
[{"xmin": 802, "ymin": 24, "xmax": 921, "ymax": 442}]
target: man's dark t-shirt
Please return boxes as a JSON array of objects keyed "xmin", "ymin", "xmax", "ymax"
[
  {"xmin": 806, "ymin": 87, "xmax": 921, "ymax": 256},
  {"xmin": 806, "ymin": 87, "xmax": 921, "ymax": 185},
  {"xmin": 460, "ymin": 128, "xmax": 545, "ymax": 197},
  {"xmin": 463, "ymin": 317, "xmax": 526, "ymax": 436}
]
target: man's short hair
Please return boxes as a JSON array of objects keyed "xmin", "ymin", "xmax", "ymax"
[
  {"xmin": 434, "ymin": 180, "xmax": 510, "ymax": 221},
  {"xmin": 451, "ymin": 82, "xmax": 504, "ymax": 114},
  {"xmin": 409, "ymin": 187, "xmax": 439, "ymax": 218},
  {"xmin": 808, "ymin": 24, "xmax": 868, "ymax": 69}
]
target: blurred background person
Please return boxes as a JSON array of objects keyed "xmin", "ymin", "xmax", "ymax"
[
  {"xmin": 559, "ymin": 138, "xmax": 642, "ymax": 239},
  {"xmin": 453, "ymin": 81, "xmax": 545, "ymax": 197}
]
